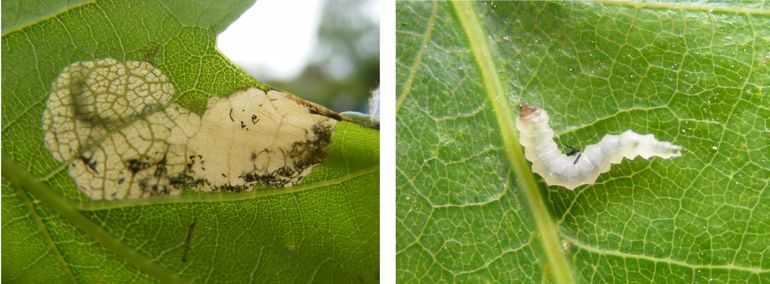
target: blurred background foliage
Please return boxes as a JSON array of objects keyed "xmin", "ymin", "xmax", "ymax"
[{"xmin": 222, "ymin": 0, "xmax": 379, "ymax": 113}]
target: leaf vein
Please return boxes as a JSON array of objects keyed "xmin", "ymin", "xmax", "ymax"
[
  {"xmin": 563, "ymin": 234, "xmax": 770, "ymax": 274},
  {"xmin": 451, "ymin": 2, "xmax": 576, "ymax": 283},
  {"xmin": 396, "ymin": 1, "xmax": 439, "ymax": 113}
]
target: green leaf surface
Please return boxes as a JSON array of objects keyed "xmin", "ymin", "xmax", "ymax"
[
  {"xmin": 2, "ymin": 0, "xmax": 379, "ymax": 283},
  {"xmin": 396, "ymin": 1, "xmax": 769, "ymax": 283}
]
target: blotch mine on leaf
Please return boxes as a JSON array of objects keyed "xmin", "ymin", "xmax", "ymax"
[
  {"xmin": 43, "ymin": 58, "xmax": 337, "ymax": 200},
  {"xmin": 516, "ymin": 104, "xmax": 683, "ymax": 190},
  {"xmin": 185, "ymin": 88, "xmax": 335, "ymax": 190}
]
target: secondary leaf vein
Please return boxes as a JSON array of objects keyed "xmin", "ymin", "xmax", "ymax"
[{"xmin": 396, "ymin": 1, "xmax": 439, "ymax": 113}]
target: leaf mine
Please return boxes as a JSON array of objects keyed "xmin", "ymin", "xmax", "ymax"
[{"xmin": 43, "ymin": 58, "xmax": 337, "ymax": 200}]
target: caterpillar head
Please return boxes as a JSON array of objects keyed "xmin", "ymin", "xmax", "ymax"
[{"xmin": 518, "ymin": 104, "xmax": 538, "ymax": 118}]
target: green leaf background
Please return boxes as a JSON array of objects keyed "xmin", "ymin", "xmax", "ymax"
[
  {"xmin": 397, "ymin": 1, "xmax": 768, "ymax": 283},
  {"xmin": 2, "ymin": 0, "xmax": 379, "ymax": 283}
]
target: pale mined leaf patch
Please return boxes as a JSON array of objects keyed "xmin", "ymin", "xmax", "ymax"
[
  {"xmin": 186, "ymin": 89, "xmax": 335, "ymax": 189},
  {"xmin": 43, "ymin": 58, "xmax": 336, "ymax": 200}
]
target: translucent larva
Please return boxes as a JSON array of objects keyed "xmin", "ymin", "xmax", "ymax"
[{"xmin": 515, "ymin": 105, "xmax": 683, "ymax": 190}]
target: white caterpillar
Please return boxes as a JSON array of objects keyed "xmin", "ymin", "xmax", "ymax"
[{"xmin": 515, "ymin": 105, "xmax": 683, "ymax": 190}]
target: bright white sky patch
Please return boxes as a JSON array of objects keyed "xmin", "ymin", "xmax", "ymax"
[{"xmin": 217, "ymin": 0, "xmax": 324, "ymax": 79}]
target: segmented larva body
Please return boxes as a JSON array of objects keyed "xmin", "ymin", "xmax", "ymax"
[{"xmin": 516, "ymin": 105, "xmax": 683, "ymax": 190}]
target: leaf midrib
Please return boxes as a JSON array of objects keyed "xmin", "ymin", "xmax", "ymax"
[
  {"xmin": 450, "ymin": 2, "xmax": 575, "ymax": 283},
  {"xmin": 2, "ymin": 156, "xmax": 189, "ymax": 284},
  {"xmin": 14, "ymin": 188, "xmax": 78, "ymax": 283}
]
